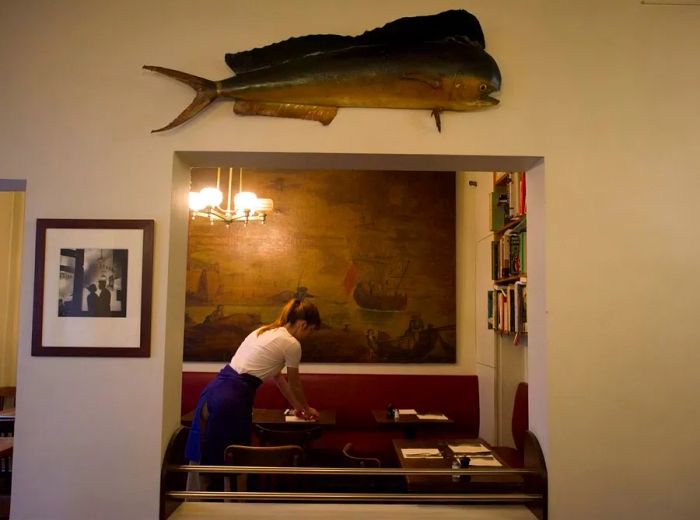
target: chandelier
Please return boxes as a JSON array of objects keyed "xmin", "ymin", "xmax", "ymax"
[{"xmin": 188, "ymin": 167, "xmax": 273, "ymax": 226}]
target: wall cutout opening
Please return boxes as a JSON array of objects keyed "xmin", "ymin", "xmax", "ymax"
[{"xmin": 166, "ymin": 152, "xmax": 546, "ymax": 455}]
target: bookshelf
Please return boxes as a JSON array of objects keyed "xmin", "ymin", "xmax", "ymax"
[{"xmin": 488, "ymin": 172, "xmax": 527, "ymax": 343}]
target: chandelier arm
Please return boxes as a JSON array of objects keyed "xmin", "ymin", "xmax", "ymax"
[{"xmin": 227, "ymin": 167, "xmax": 233, "ymax": 213}]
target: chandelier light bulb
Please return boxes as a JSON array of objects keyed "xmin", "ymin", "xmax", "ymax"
[
  {"xmin": 200, "ymin": 187, "xmax": 224, "ymax": 208},
  {"xmin": 234, "ymin": 191, "xmax": 258, "ymax": 213},
  {"xmin": 188, "ymin": 192, "xmax": 206, "ymax": 211}
]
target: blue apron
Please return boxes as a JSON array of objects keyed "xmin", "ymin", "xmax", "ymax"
[{"xmin": 184, "ymin": 364, "xmax": 262, "ymax": 465}]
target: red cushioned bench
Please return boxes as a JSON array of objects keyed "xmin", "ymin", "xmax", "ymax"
[
  {"xmin": 492, "ymin": 382, "xmax": 529, "ymax": 468},
  {"xmin": 182, "ymin": 372, "xmax": 479, "ymax": 464}
]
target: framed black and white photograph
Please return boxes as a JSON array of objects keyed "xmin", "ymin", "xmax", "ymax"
[{"xmin": 31, "ymin": 219, "xmax": 154, "ymax": 357}]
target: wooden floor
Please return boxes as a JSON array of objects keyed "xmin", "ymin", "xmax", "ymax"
[{"xmin": 169, "ymin": 502, "xmax": 538, "ymax": 519}]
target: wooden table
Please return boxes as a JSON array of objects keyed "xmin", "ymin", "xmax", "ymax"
[
  {"xmin": 181, "ymin": 408, "xmax": 336, "ymax": 427},
  {"xmin": 393, "ymin": 438, "xmax": 522, "ymax": 493},
  {"xmin": 372, "ymin": 409, "xmax": 453, "ymax": 438}
]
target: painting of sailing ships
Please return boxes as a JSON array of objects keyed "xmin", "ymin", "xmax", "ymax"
[{"xmin": 184, "ymin": 167, "xmax": 456, "ymax": 363}]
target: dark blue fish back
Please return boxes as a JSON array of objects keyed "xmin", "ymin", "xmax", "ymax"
[{"xmin": 225, "ymin": 10, "xmax": 485, "ymax": 74}]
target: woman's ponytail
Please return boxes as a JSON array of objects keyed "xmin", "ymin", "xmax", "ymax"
[{"xmin": 257, "ymin": 298, "xmax": 321, "ymax": 336}]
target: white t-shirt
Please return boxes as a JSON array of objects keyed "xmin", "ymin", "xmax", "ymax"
[{"xmin": 229, "ymin": 327, "xmax": 301, "ymax": 381}]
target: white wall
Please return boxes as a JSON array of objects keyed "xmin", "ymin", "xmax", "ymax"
[{"xmin": 2, "ymin": 1, "xmax": 700, "ymax": 519}]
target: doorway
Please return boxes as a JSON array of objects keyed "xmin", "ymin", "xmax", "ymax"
[
  {"xmin": 0, "ymin": 180, "xmax": 25, "ymax": 389},
  {"xmin": 0, "ymin": 179, "xmax": 25, "ymax": 520}
]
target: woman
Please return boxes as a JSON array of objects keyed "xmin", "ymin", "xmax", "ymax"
[{"xmin": 185, "ymin": 299, "xmax": 321, "ymax": 467}]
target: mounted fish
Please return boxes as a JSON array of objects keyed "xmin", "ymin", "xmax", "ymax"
[{"xmin": 144, "ymin": 9, "xmax": 501, "ymax": 132}]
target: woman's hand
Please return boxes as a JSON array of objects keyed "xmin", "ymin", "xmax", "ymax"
[
  {"xmin": 304, "ymin": 406, "xmax": 320, "ymax": 420},
  {"xmin": 294, "ymin": 406, "xmax": 320, "ymax": 420}
]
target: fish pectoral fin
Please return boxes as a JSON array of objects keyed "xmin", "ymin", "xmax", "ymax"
[
  {"xmin": 233, "ymin": 101, "xmax": 338, "ymax": 125},
  {"xmin": 401, "ymin": 72, "xmax": 443, "ymax": 89},
  {"xmin": 431, "ymin": 109, "xmax": 443, "ymax": 133}
]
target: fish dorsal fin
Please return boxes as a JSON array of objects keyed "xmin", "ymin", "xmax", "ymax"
[
  {"xmin": 225, "ymin": 10, "xmax": 486, "ymax": 73},
  {"xmin": 357, "ymin": 9, "xmax": 485, "ymax": 49},
  {"xmin": 225, "ymin": 34, "xmax": 351, "ymax": 73},
  {"xmin": 233, "ymin": 100, "xmax": 338, "ymax": 125}
]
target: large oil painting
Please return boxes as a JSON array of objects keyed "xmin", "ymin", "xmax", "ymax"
[{"xmin": 184, "ymin": 168, "xmax": 456, "ymax": 363}]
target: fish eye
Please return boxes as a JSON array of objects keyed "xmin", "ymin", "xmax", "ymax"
[{"xmin": 479, "ymin": 83, "xmax": 488, "ymax": 92}]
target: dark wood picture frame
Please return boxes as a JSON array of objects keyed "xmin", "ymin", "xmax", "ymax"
[{"xmin": 31, "ymin": 219, "xmax": 154, "ymax": 357}]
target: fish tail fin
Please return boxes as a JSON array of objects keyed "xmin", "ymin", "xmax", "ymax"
[{"xmin": 143, "ymin": 65, "xmax": 218, "ymax": 132}]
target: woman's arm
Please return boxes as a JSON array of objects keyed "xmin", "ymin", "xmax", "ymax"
[
  {"xmin": 273, "ymin": 371, "xmax": 303, "ymax": 410},
  {"xmin": 273, "ymin": 368, "xmax": 319, "ymax": 419}
]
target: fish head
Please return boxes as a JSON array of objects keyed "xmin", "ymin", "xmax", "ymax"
[
  {"xmin": 449, "ymin": 76, "xmax": 500, "ymax": 108},
  {"xmin": 448, "ymin": 47, "xmax": 501, "ymax": 109}
]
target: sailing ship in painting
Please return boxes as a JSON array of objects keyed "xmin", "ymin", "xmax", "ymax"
[{"xmin": 350, "ymin": 258, "xmax": 409, "ymax": 312}]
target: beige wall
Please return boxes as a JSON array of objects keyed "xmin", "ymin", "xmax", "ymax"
[{"xmin": 2, "ymin": 1, "xmax": 699, "ymax": 519}]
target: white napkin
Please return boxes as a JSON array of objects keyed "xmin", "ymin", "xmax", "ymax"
[
  {"xmin": 401, "ymin": 448, "xmax": 442, "ymax": 458},
  {"xmin": 284, "ymin": 416, "xmax": 316, "ymax": 422},
  {"xmin": 448, "ymin": 443, "xmax": 491, "ymax": 454},
  {"xmin": 468, "ymin": 456, "xmax": 502, "ymax": 467},
  {"xmin": 416, "ymin": 413, "xmax": 449, "ymax": 421}
]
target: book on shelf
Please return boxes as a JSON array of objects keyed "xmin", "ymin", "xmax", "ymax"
[
  {"xmin": 515, "ymin": 281, "xmax": 526, "ymax": 334},
  {"xmin": 508, "ymin": 286, "xmax": 515, "ymax": 332},
  {"xmin": 514, "ymin": 283, "xmax": 520, "ymax": 333},
  {"xmin": 491, "ymin": 240, "xmax": 499, "ymax": 280},
  {"xmin": 499, "ymin": 289, "xmax": 506, "ymax": 332},
  {"xmin": 487, "ymin": 289, "xmax": 494, "ymax": 329},
  {"xmin": 501, "ymin": 232, "xmax": 511, "ymax": 278},
  {"xmin": 493, "ymin": 289, "xmax": 499, "ymax": 331},
  {"xmin": 520, "ymin": 284, "xmax": 528, "ymax": 333},
  {"xmin": 509, "ymin": 172, "xmax": 520, "ymax": 219},
  {"xmin": 490, "ymin": 192, "xmax": 506, "ymax": 231},
  {"xmin": 505, "ymin": 288, "xmax": 510, "ymax": 332},
  {"xmin": 509, "ymin": 233, "xmax": 521, "ymax": 275}
]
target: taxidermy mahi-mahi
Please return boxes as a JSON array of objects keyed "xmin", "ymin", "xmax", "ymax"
[{"xmin": 144, "ymin": 10, "xmax": 501, "ymax": 132}]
